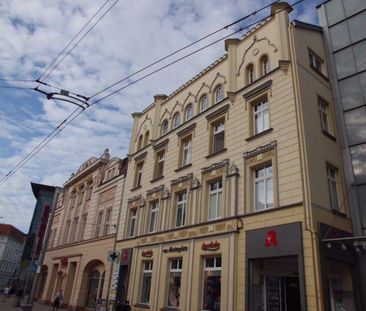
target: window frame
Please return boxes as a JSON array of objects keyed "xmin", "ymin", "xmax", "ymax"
[
  {"xmin": 175, "ymin": 192, "xmax": 187, "ymax": 228},
  {"xmin": 200, "ymin": 95, "xmax": 209, "ymax": 112},
  {"xmin": 179, "ymin": 135, "xmax": 192, "ymax": 168},
  {"xmin": 207, "ymin": 179, "xmax": 223, "ymax": 220},
  {"xmin": 246, "ymin": 63, "xmax": 255, "ymax": 84},
  {"xmin": 260, "ymin": 55, "xmax": 269, "ymax": 76},
  {"xmin": 134, "ymin": 161, "xmax": 144, "ymax": 188},
  {"xmin": 308, "ymin": 48, "xmax": 324, "ymax": 74},
  {"xmin": 128, "ymin": 208, "xmax": 138, "ymax": 238},
  {"xmin": 95, "ymin": 211, "xmax": 103, "ymax": 238},
  {"xmin": 140, "ymin": 260, "xmax": 153, "ymax": 305},
  {"xmin": 214, "ymin": 85, "xmax": 224, "ymax": 104},
  {"xmin": 154, "ymin": 150, "xmax": 165, "ymax": 179},
  {"xmin": 148, "ymin": 201, "xmax": 159, "ymax": 233},
  {"xmin": 103, "ymin": 208, "xmax": 112, "ymax": 236},
  {"xmin": 327, "ymin": 164, "xmax": 340, "ymax": 211},
  {"xmin": 185, "ymin": 104, "xmax": 193, "ymax": 121},
  {"xmin": 161, "ymin": 119, "xmax": 169, "ymax": 136},
  {"xmin": 253, "ymin": 164, "xmax": 274, "ymax": 211},
  {"xmin": 211, "ymin": 119, "xmax": 225, "ymax": 154},
  {"xmin": 173, "ymin": 112, "xmax": 180, "ymax": 128},
  {"xmin": 202, "ymin": 256, "xmax": 222, "ymax": 311},
  {"xmin": 253, "ymin": 97, "xmax": 269, "ymax": 135},
  {"xmin": 166, "ymin": 258, "xmax": 183, "ymax": 308}
]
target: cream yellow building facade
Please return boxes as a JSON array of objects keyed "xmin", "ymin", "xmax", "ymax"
[
  {"xmin": 39, "ymin": 149, "xmax": 127, "ymax": 310},
  {"xmin": 114, "ymin": 3, "xmax": 360, "ymax": 311}
]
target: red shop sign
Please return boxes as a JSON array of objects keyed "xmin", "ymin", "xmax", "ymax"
[
  {"xmin": 265, "ymin": 230, "xmax": 278, "ymax": 248},
  {"xmin": 142, "ymin": 250, "xmax": 153, "ymax": 257},
  {"xmin": 201, "ymin": 240, "xmax": 220, "ymax": 251}
]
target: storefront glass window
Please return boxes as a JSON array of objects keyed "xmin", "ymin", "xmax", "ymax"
[
  {"xmin": 140, "ymin": 261, "xmax": 153, "ymax": 304},
  {"xmin": 85, "ymin": 270, "xmax": 100, "ymax": 308},
  {"xmin": 167, "ymin": 258, "xmax": 182, "ymax": 308},
  {"xmin": 202, "ymin": 256, "xmax": 221, "ymax": 311}
]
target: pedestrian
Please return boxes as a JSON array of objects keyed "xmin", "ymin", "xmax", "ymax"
[
  {"xmin": 52, "ymin": 289, "xmax": 63, "ymax": 311},
  {"xmin": 2, "ymin": 286, "xmax": 10, "ymax": 302}
]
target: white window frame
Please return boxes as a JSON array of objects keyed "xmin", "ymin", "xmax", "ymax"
[
  {"xmin": 319, "ymin": 98, "xmax": 330, "ymax": 133},
  {"xmin": 214, "ymin": 85, "xmax": 224, "ymax": 103},
  {"xmin": 247, "ymin": 64, "xmax": 255, "ymax": 84},
  {"xmin": 200, "ymin": 95, "xmax": 209, "ymax": 112},
  {"xmin": 253, "ymin": 98, "xmax": 269, "ymax": 135},
  {"xmin": 135, "ymin": 162, "xmax": 143, "ymax": 188},
  {"xmin": 327, "ymin": 165, "xmax": 340, "ymax": 211},
  {"xmin": 185, "ymin": 104, "xmax": 193, "ymax": 121},
  {"xmin": 167, "ymin": 258, "xmax": 183, "ymax": 308},
  {"xmin": 161, "ymin": 120, "xmax": 169, "ymax": 136},
  {"xmin": 103, "ymin": 208, "xmax": 112, "ymax": 235},
  {"xmin": 129, "ymin": 209, "xmax": 137, "ymax": 237},
  {"xmin": 156, "ymin": 151, "xmax": 165, "ymax": 179},
  {"xmin": 262, "ymin": 56, "xmax": 269, "ymax": 75},
  {"xmin": 208, "ymin": 180, "xmax": 222, "ymax": 220},
  {"xmin": 95, "ymin": 211, "xmax": 103, "ymax": 238},
  {"xmin": 213, "ymin": 121, "xmax": 225, "ymax": 153},
  {"xmin": 202, "ymin": 256, "xmax": 222, "ymax": 311},
  {"xmin": 173, "ymin": 113, "xmax": 180, "ymax": 128},
  {"xmin": 254, "ymin": 165, "xmax": 273, "ymax": 211},
  {"xmin": 176, "ymin": 192, "xmax": 187, "ymax": 228},
  {"xmin": 181, "ymin": 137, "xmax": 192, "ymax": 167},
  {"xmin": 149, "ymin": 202, "xmax": 159, "ymax": 233},
  {"xmin": 309, "ymin": 51, "xmax": 322, "ymax": 72},
  {"xmin": 140, "ymin": 261, "xmax": 153, "ymax": 304}
]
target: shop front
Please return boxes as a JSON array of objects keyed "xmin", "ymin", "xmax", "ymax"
[{"xmin": 246, "ymin": 222, "xmax": 306, "ymax": 311}]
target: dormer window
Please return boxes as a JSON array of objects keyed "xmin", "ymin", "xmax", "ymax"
[
  {"xmin": 173, "ymin": 112, "xmax": 180, "ymax": 128},
  {"xmin": 260, "ymin": 55, "xmax": 269, "ymax": 76},
  {"xmin": 246, "ymin": 64, "xmax": 255, "ymax": 84},
  {"xmin": 161, "ymin": 120, "xmax": 169, "ymax": 136},
  {"xmin": 185, "ymin": 104, "xmax": 193, "ymax": 121},
  {"xmin": 200, "ymin": 95, "xmax": 209, "ymax": 112},
  {"xmin": 214, "ymin": 85, "xmax": 224, "ymax": 104}
]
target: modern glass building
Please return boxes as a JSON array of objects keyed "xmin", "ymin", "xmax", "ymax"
[{"xmin": 318, "ymin": 0, "xmax": 366, "ymax": 309}]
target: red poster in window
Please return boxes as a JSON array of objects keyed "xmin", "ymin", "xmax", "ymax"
[{"xmin": 265, "ymin": 230, "xmax": 278, "ymax": 247}]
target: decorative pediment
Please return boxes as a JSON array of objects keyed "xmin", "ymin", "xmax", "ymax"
[
  {"xmin": 136, "ymin": 114, "xmax": 153, "ymax": 138},
  {"xmin": 211, "ymin": 72, "xmax": 227, "ymax": 89}
]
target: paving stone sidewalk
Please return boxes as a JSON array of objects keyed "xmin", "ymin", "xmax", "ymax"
[{"xmin": 0, "ymin": 294, "xmax": 55, "ymax": 311}]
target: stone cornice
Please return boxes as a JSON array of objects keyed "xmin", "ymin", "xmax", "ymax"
[
  {"xmin": 171, "ymin": 173, "xmax": 193, "ymax": 187},
  {"xmin": 243, "ymin": 141, "xmax": 277, "ymax": 159},
  {"xmin": 205, "ymin": 104, "xmax": 230, "ymax": 121},
  {"xmin": 243, "ymin": 80, "xmax": 272, "ymax": 100},
  {"xmin": 152, "ymin": 138, "xmax": 169, "ymax": 151},
  {"xmin": 176, "ymin": 123, "xmax": 196, "ymax": 138},
  {"xmin": 202, "ymin": 159, "xmax": 229, "ymax": 175}
]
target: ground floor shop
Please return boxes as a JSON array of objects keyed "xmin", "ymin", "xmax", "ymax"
[
  {"xmin": 39, "ymin": 235, "xmax": 114, "ymax": 310},
  {"xmin": 115, "ymin": 207, "xmax": 362, "ymax": 310}
]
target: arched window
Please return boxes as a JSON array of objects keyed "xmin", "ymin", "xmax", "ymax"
[
  {"xmin": 246, "ymin": 64, "xmax": 255, "ymax": 84},
  {"xmin": 137, "ymin": 135, "xmax": 143, "ymax": 150},
  {"xmin": 200, "ymin": 95, "xmax": 209, "ymax": 112},
  {"xmin": 144, "ymin": 131, "xmax": 150, "ymax": 146},
  {"xmin": 173, "ymin": 112, "xmax": 180, "ymax": 128},
  {"xmin": 214, "ymin": 85, "xmax": 224, "ymax": 104},
  {"xmin": 161, "ymin": 120, "xmax": 169, "ymax": 136},
  {"xmin": 260, "ymin": 55, "xmax": 269, "ymax": 76},
  {"xmin": 185, "ymin": 104, "xmax": 193, "ymax": 121}
]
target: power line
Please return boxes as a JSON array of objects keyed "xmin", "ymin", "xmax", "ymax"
[
  {"xmin": 0, "ymin": 85, "xmax": 34, "ymax": 90},
  {"xmin": 91, "ymin": 0, "xmax": 303, "ymax": 105},
  {"xmin": 38, "ymin": 0, "xmax": 119, "ymax": 84},
  {"xmin": 90, "ymin": 0, "xmax": 280, "ymax": 99},
  {"xmin": 0, "ymin": 0, "xmax": 303, "ymax": 186},
  {"xmin": 0, "ymin": 78, "xmax": 36, "ymax": 82}
]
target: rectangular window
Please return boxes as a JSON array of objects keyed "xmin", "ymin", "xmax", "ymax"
[
  {"xmin": 104, "ymin": 209, "xmax": 112, "ymax": 235},
  {"xmin": 327, "ymin": 165, "xmax": 340, "ymax": 211},
  {"xmin": 140, "ymin": 261, "xmax": 153, "ymax": 304},
  {"xmin": 129, "ymin": 209, "xmax": 137, "ymax": 237},
  {"xmin": 52, "ymin": 229, "xmax": 57, "ymax": 247},
  {"xmin": 79, "ymin": 214, "xmax": 87, "ymax": 241},
  {"xmin": 212, "ymin": 121, "xmax": 225, "ymax": 153},
  {"xmin": 149, "ymin": 202, "xmax": 159, "ymax": 233},
  {"xmin": 86, "ymin": 185, "xmax": 92, "ymax": 201},
  {"xmin": 72, "ymin": 217, "xmax": 79, "ymax": 242},
  {"xmin": 77, "ymin": 192, "xmax": 83, "ymax": 205},
  {"xmin": 176, "ymin": 193, "xmax": 187, "ymax": 227},
  {"xmin": 155, "ymin": 151, "xmax": 165, "ymax": 179},
  {"xmin": 208, "ymin": 180, "xmax": 222, "ymax": 220},
  {"xmin": 135, "ymin": 162, "xmax": 144, "ymax": 188},
  {"xmin": 254, "ymin": 165, "xmax": 273, "ymax": 211},
  {"xmin": 181, "ymin": 137, "xmax": 192, "ymax": 167},
  {"xmin": 95, "ymin": 212, "xmax": 103, "ymax": 238},
  {"xmin": 64, "ymin": 221, "xmax": 71, "ymax": 244},
  {"xmin": 202, "ymin": 256, "xmax": 221, "ymax": 311},
  {"xmin": 69, "ymin": 194, "xmax": 75, "ymax": 208},
  {"xmin": 309, "ymin": 50, "xmax": 323, "ymax": 72},
  {"xmin": 319, "ymin": 97, "xmax": 330, "ymax": 134},
  {"xmin": 167, "ymin": 258, "xmax": 183, "ymax": 308},
  {"xmin": 253, "ymin": 98, "xmax": 269, "ymax": 135}
]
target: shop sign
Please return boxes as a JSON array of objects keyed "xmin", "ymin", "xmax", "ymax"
[
  {"xmin": 60, "ymin": 256, "xmax": 68, "ymax": 266},
  {"xmin": 142, "ymin": 249, "xmax": 153, "ymax": 257},
  {"xmin": 163, "ymin": 245, "xmax": 188, "ymax": 253},
  {"xmin": 201, "ymin": 240, "xmax": 220, "ymax": 251},
  {"xmin": 265, "ymin": 230, "xmax": 278, "ymax": 248}
]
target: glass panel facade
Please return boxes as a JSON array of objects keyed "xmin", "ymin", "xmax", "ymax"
[
  {"xmin": 354, "ymin": 40, "xmax": 366, "ymax": 71},
  {"xmin": 334, "ymin": 47, "xmax": 356, "ymax": 79},
  {"xmin": 344, "ymin": 0, "xmax": 366, "ymax": 17},
  {"xmin": 330, "ymin": 22, "xmax": 350, "ymax": 50},
  {"xmin": 339, "ymin": 75, "xmax": 363, "ymax": 110},
  {"xmin": 350, "ymin": 144, "xmax": 366, "ymax": 184},
  {"xmin": 356, "ymin": 185, "xmax": 366, "ymax": 228},
  {"xmin": 344, "ymin": 107, "xmax": 366, "ymax": 145},
  {"xmin": 325, "ymin": 0, "xmax": 345, "ymax": 25},
  {"xmin": 348, "ymin": 11, "xmax": 366, "ymax": 43}
]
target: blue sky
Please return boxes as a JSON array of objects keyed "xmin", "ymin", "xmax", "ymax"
[{"xmin": 0, "ymin": 0, "xmax": 319, "ymax": 233}]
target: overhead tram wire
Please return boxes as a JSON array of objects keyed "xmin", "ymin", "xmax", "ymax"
[
  {"xmin": 0, "ymin": 0, "xmax": 304, "ymax": 187},
  {"xmin": 38, "ymin": 0, "xmax": 119, "ymax": 85},
  {"xmin": 0, "ymin": 85, "xmax": 35, "ymax": 90},
  {"xmin": 90, "ymin": 0, "xmax": 304, "ymax": 106},
  {"xmin": 89, "ymin": 0, "xmax": 280, "ymax": 99}
]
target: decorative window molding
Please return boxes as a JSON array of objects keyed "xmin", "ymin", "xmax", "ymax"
[
  {"xmin": 243, "ymin": 141, "xmax": 277, "ymax": 159},
  {"xmin": 176, "ymin": 123, "xmax": 196, "ymax": 137},
  {"xmin": 152, "ymin": 138, "xmax": 169, "ymax": 151},
  {"xmin": 206, "ymin": 104, "xmax": 230, "ymax": 121},
  {"xmin": 134, "ymin": 151, "xmax": 148, "ymax": 162},
  {"xmin": 243, "ymin": 80, "xmax": 272, "ymax": 100},
  {"xmin": 202, "ymin": 159, "xmax": 229, "ymax": 175}
]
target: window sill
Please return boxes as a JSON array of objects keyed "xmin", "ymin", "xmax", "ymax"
[
  {"xmin": 205, "ymin": 148, "xmax": 227, "ymax": 159},
  {"xmin": 134, "ymin": 303, "xmax": 150, "ymax": 309},
  {"xmin": 150, "ymin": 176, "xmax": 164, "ymax": 183},
  {"xmin": 174, "ymin": 163, "xmax": 192, "ymax": 173},
  {"xmin": 310, "ymin": 65, "xmax": 329, "ymax": 81},
  {"xmin": 130, "ymin": 185, "xmax": 142, "ymax": 192},
  {"xmin": 322, "ymin": 130, "xmax": 336, "ymax": 142},
  {"xmin": 245, "ymin": 128, "xmax": 273, "ymax": 142},
  {"xmin": 331, "ymin": 209, "xmax": 347, "ymax": 218},
  {"xmin": 161, "ymin": 307, "xmax": 180, "ymax": 311}
]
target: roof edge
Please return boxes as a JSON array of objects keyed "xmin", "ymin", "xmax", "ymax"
[{"xmin": 292, "ymin": 20, "xmax": 323, "ymax": 33}]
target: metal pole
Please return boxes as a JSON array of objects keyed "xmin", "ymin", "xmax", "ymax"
[{"xmin": 27, "ymin": 187, "xmax": 62, "ymax": 309}]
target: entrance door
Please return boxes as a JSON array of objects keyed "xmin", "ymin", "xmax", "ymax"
[{"xmin": 85, "ymin": 270, "xmax": 100, "ymax": 309}]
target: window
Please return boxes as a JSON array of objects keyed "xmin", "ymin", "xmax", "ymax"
[
  {"xmin": 309, "ymin": 50, "xmax": 323, "ymax": 72},
  {"xmin": 212, "ymin": 121, "xmax": 225, "ymax": 153},
  {"xmin": 138, "ymin": 135, "xmax": 143, "ymax": 150},
  {"xmin": 161, "ymin": 119, "xmax": 169, "ymax": 136},
  {"xmin": 144, "ymin": 131, "xmax": 150, "ymax": 147},
  {"xmin": 72, "ymin": 217, "xmax": 79, "ymax": 242},
  {"xmin": 246, "ymin": 64, "xmax": 255, "ymax": 84},
  {"xmin": 134, "ymin": 162, "xmax": 144, "ymax": 188},
  {"xmin": 173, "ymin": 112, "xmax": 180, "ymax": 128},
  {"xmin": 260, "ymin": 55, "xmax": 269, "ymax": 76},
  {"xmin": 214, "ymin": 85, "xmax": 224, "ymax": 104},
  {"xmin": 69, "ymin": 193, "xmax": 75, "ymax": 208},
  {"xmin": 77, "ymin": 191, "xmax": 83, "ymax": 205},
  {"xmin": 208, "ymin": 180, "xmax": 222, "ymax": 220},
  {"xmin": 129, "ymin": 209, "xmax": 137, "ymax": 237},
  {"xmin": 185, "ymin": 104, "xmax": 193, "ymax": 121},
  {"xmin": 254, "ymin": 165, "xmax": 273, "ymax": 211},
  {"xmin": 64, "ymin": 221, "xmax": 71, "ymax": 243},
  {"xmin": 52, "ymin": 228, "xmax": 57, "ymax": 247},
  {"xmin": 103, "ymin": 209, "xmax": 112, "ymax": 235},
  {"xmin": 155, "ymin": 151, "xmax": 165, "ymax": 179},
  {"xmin": 79, "ymin": 214, "xmax": 87, "ymax": 241},
  {"xmin": 86, "ymin": 184, "xmax": 92, "ymax": 201},
  {"xmin": 95, "ymin": 212, "xmax": 103, "ymax": 238},
  {"xmin": 319, "ymin": 97, "xmax": 331, "ymax": 134},
  {"xmin": 327, "ymin": 165, "xmax": 340, "ymax": 211},
  {"xmin": 176, "ymin": 192, "xmax": 187, "ymax": 227},
  {"xmin": 200, "ymin": 95, "xmax": 209, "ymax": 112},
  {"xmin": 149, "ymin": 202, "xmax": 159, "ymax": 233},
  {"xmin": 140, "ymin": 261, "xmax": 153, "ymax": 304},
  {"xmin": 167, "ymin": 258, "xmax": 182, "ymax": 308},
  {"xmin": 181, "ymin": 136, "xmax": 192, "ymax": 167},
  {"xmin": 202, "ymin": 256, "xmax": 221, "ymax": 311},
  {"xmin": 253, "ymin": 97, "xmax": 269, "ymax": 135}
]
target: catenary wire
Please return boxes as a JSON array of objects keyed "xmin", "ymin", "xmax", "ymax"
[
  {"xmin": 0, "ymin": 0, "xmax": 304, "ymax": 186},
  {"xmin": 39, "ymin": 0, "xmax": 120, "ymax": 84},
  {"xmin": 0, "ymin": 85, "xmax": 35, "ymax": 90},
  {"xmin": 90, "ymin": 0, "xmax": 280, "ymax": 99},
  {"xmin": 91, "ymin": 0, "xmax": 303, "ymax": 105}
]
